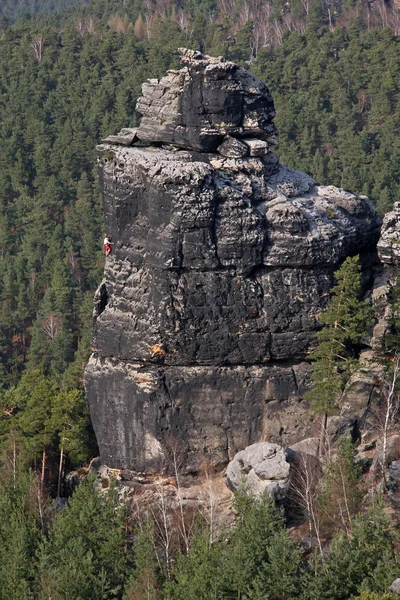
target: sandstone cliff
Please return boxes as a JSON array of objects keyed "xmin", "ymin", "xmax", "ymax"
[{"xmin": 84, "ymin": 49, "xmax": 381, "ymax": 473}]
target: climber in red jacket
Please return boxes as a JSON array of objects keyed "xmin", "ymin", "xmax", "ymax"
[{"xmin": 103, "ymin": 236, "xmax": 113, "ymax": 256}]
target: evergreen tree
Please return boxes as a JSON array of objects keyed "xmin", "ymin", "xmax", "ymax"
[
  {"xmin": 38, "ymin": 473, "xmax": 131, "ymax": 600},
  {"xmin": 316, "ymin": 436, "xmax": 363, "ymax": 536},
  {"xmin": 303, "ymin": 499, "xmax": 400, "ymax": 599},
  {"xmin": 166, "ymin": 521, "xmax": 223, "ymax": 600},
  {"xmin": 124, "ymin": 517, "xmax": 161, "ymax": 600},
  {"xmin": 222, "ymin": 491, "xmax": 300, "ymax": 599},
  {"xmin": 305, "ymin": 255, "xmax": 372, "ymax": 415},
  {"xmin": 0, "ymin": 455, "xmax": 44, "ymax": 600}
]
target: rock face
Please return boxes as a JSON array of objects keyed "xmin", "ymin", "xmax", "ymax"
[
  {"xmin": 84, "ymin": 49, "xmax": 381, "ymax": 472},
  {"xmin": 377, "ymin": 201, "xmax": 400, "ymax": 268}
]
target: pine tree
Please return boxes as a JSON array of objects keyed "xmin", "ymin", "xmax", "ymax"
[
  {"xmin": 124, "ymin": 517, "xmax": 161, "ymax": 600},
  {"xmin": 0, "ymin": 456, "xmax": 45, "ymax": 600},
  {"xmin": 316, "ymin": 436, "xmax": 363, "ymax": 536},
  {"xmin": 303, "ymin": 499, "xmax": 400, "ymax": 599},
  {"xmin": 38, "ymin": 473, "xmax": 131, "ymax": 600},
  {"xmin": 305, "ymin": 255, "xmax": 372, "ymax": 415}
]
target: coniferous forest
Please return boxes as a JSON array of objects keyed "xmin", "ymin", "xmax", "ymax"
[{"xmin": 1, "ymin": 0, "xmax": 400, "ymax": 597}]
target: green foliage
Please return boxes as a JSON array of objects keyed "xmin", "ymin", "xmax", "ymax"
[
  {"xmin": 38, "ymin": 473, "xmax": 131, "ymax": 600},
  {"xmin": 0, "ymin": 368, "xmax": 95, "ymax": 473},
  {"xmin": 305, "ymin": 256, "xmax": 372, "ymax": 415},
  {"xmin": 352, "ymin": 593, "xmax": 397, "ymax": 600},
  {"xmin": 167, "ymin": 491, "xmax": 301, "ymax": 600},
  {"xmin": 317, "ymin": 436, "xmax": 363, "ymax": 535},
  {"xmin": 303, "ymin": 499, "xmax": 400, "ymax": 599},
  {"xmin": 166, "ymin": 521, "xmax": 223, "ymax": 600},
  {"xmin": 222, "ymin": 490, "xmax": 289, "ymax": 596},
  {"xmin": 124, "ymin": 517, "xmax": 161, "ymax": 600},
  {"xmin": 0, "ymin": 0, "xmax": 82, "ymax": 21},
  {"xmin": 0, "ymin": 458, "xmax": 45, "ymax": 600}
]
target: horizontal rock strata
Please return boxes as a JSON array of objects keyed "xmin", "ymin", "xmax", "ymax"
[{"xmin": 85, "ymin": 50, "xmax": 381, "ymax": 472}]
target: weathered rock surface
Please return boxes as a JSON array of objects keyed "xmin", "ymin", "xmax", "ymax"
[
  {"xmin": 226, "ymin": 442, "xmax": 290, "ymax": 500},
  {"xmin": 85, "ymin": 50, "xmax": 381, "ymax": 472},
  {"xmin": 377, "ymin": 201, "xmax": 400, "ymax": 267},
  {"xmin": 135, "ymin": 49, "xmax": 277, "ymax": 152}
]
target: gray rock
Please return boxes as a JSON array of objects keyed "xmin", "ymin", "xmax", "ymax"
[
  {"xmin": 242, "ymin": 138, "xmax": 268, "ymax": 157},
  {"xmin": 135, "ymin": 49, "xmax": 277, "ymax": 152},
  {"xmin": 377, "ymin": 202, "xmax": 400, "ymax": 266},
  {"xmin": 84, "ymin": 52, "xmax": 381, "ymax": 473},
  {"xmin": 389, "ymin": 460, "xmax": 400, "ymax": 482},
  {"xmin": 390, "ymin": 578, "xmax": 400, "ymax": 595},
  {"xmin": 217, "ymin": 136, "xmax": 249, "ymax": 158},
  {"xmin": 101, "ymin": 128, "xmax": 138, "ymax": 146},
  {"xmin": 372, "ymin": 435, "xmax": 400, "ymax": 471},
  {"xmin": 289, "ymin": 437, "xmax": 320, "ymax": 457},
  {"xmin": 226, "ymin": 442, "xmax": 290, "ymax": 500}
]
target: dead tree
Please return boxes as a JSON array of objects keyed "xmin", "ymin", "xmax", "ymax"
[
  {"xmin": 289, "ymin": 452, "xmax": 323, "ymax": 555},
  {"xmin": 30, "ymin": 35, "xmax": 45, "ymax": 64}
]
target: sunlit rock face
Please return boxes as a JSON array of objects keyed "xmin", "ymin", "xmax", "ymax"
[
  {"xmin": 377, "ymin": 201, "xmax": 400, "ymax": 268},
  {"xmin": 84, "ymin": 49, "xmax": 381, "ymax": 473}
]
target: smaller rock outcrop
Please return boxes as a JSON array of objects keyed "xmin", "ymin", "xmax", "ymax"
[
  {"xmin": 226, "ymin": 442, "xmax": 290, "ymax": 500},
  {"xmin": 135, "ymin": 48, "xmax": 277, "ymax": 152},
  {"xmin": 377, "ymin": 201, "xmax": 400, "ymax": 267}
]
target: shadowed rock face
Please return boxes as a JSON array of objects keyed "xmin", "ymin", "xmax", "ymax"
[{"xmin": 84, "ymin": 50, "xmax": 381, "ymax": 473}]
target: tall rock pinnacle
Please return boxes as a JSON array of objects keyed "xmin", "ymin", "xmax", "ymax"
[{"xmin": 84, "ymin": 50, "xmax": 380, "ymax": 473}]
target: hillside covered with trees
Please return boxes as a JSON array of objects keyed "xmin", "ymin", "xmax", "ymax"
[{"xmin": 0, "ymin": 0, "xmax": 400, "ymax": 596}]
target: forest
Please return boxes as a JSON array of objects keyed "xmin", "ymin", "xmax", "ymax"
[{"xmin": 1, "ymin": 0, "xmax": 400, "ymax": 596}]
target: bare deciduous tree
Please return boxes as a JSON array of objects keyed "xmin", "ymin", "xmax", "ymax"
[
  {"xmin": 176, "ymin": 11, "xmax": 193, "ymax": 39},
  {"xmin": 151, "ymin": 483, "xmax": 173, "ymax": 579},
  {"xmin": 85, "ymin": 16, "xmax": 96, "ymax": 35},
  {"xmin": 41, "ymin": 313, "xmax": 62, "ymax": 341},
  {"xmin": 372, "ymin": 356, "xmax": 400, "ymax": 481},
  {"xmin": 289, "ymin": 452, "xmax": 323, "ymax": 555},
  {"xmin": 30, "ymin": 35, "xmax": 45, "ymax": 64}
]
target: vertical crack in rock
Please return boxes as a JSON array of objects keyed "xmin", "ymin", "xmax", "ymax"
[{"xmin": 85, "ymin": 49, "xmax": 381, "ymax": 473}]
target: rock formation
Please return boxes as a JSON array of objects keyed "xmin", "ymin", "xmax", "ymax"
[
  {"xmin": 377, "ymin": 201, "xmax": 400, "ymax": 269},
  {"xmin": 84, "ymin": 49, "xmax": 381, "ymax": 473},
  {"xmin": 226, "ymin": 442, "xmax": 290, "ymax": 500}
]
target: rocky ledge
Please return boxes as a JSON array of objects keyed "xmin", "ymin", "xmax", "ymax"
[{"xmin": 84, "ymin": 49, "xmax": 381, "ymax": 473}]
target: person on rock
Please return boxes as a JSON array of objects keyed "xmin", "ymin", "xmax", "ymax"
[{"xmin": 103, "ymin": 235, "xmax": 113, "ymax": 256}]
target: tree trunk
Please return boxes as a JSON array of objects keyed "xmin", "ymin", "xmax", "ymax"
[
  {"xmin": 41, "ymin": 447, "xmax": 46, "ymax": 484},
  {"xmin": 57, "ymin": 446, "xmax": 64, "ymax": 499}
]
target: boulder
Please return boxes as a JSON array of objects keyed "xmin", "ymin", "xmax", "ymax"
[
  {"xmin": 390, "ymin": 579, "xmax": 400, "ymax": 596},
  {"xmin": 371, "ymin": 435, "xmax": 400, "ymax": 471},
  {"xmin": 389, "ymin": 460, "xmax": 400, "ymax": 484},
  {"xmin": 217, "ymin": 136, "xmax": 249, "ymax": 158},
  {"xmin": 225, "ymin": 442, "xmax": 290, "ymax": 500},
  {"xmin": 289, "ymin": 437, "xmax": 320, "ymax": 457},
  {"xmin": 101, "ymin": 127, "xmax": 138, "ymax": 146}
]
